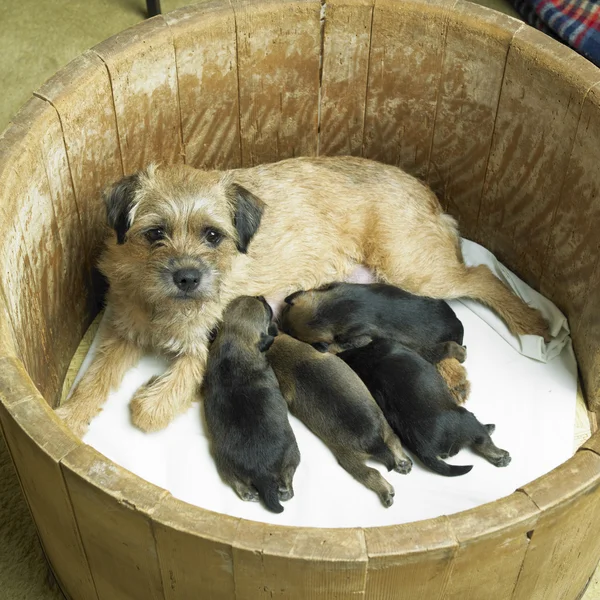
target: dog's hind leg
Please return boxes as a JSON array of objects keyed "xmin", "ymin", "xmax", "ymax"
[
  {"xmin": 370, "ymin": 218, "xmax": 549, "ymax": 339},
  {"xmin": 336, "ymin": 450, "xmax": 395, "ymax": 507},
  {"xmin": 279, "ymin": 445, "xmax": 301, "ymax": 501},
  {"xmin": 471, "ymin": 428, "xmax": 511, "ymax": 467},
  {"xmin": 436, "ymin": 358, "xmax": 471, "ymax": 404},
  {"xmin": 419, "ymin": 341, "xmax": 466, "ymax": 364},
  {"xmin": 379, "ymin": 422, "xmax": 413, "ymax": 474}
]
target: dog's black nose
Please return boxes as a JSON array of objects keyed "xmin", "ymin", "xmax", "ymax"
[{"xmin": 172, "ymin": 268, "xmax": 201, "ymax": 292}]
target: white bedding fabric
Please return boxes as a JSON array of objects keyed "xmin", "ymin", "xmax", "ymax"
[{"xmin": 78, "ymin": 239, "xmax": 577, "ymax": 527}]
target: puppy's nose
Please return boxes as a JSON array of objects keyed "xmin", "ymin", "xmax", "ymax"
[{"xmin": 172, "ymin": 268, "xmax": 201, "ymax": 292}]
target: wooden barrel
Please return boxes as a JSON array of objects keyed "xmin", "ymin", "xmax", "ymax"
[{"xmin": 1, "ymin": 1, "xmax": 599, "ymax": 598}]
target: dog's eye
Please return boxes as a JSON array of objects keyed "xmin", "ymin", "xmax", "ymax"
[
  {"xmin": 204, "ymin": 228, "xmax": 223, "ymax": 246},
  {"xmin": 145, "ymin": 228, "xmax": 166, "ymax": 243}
]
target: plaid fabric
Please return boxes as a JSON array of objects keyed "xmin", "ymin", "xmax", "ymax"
[{"xmin": 511, "ymin": 0, "xmax": 600, "ymax": 67}]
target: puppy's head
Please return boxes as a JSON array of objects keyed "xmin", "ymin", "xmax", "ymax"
[
  {"xmin": 98, "ymin": 164, "xmax": 264, "ymax": 309},
  {"xmin": 220, "ymin": 295, "xmax": 277, "ymax": 352},
  {"xmin": 280, "ymin": 283, "xmax": 342, "ymax": 344}
]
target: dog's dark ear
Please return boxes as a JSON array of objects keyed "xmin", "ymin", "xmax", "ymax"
[
  {"xmin": 258, "ymin": 332, "xmax": 275, "ymax": 353},
  {"xmin": 104, "ymin": 174, "xmax": 141, "ymax": 244},
  {"xmin": 268, "ymin": 323, "xmax": 279, "ymax": 337},
  {"xmin": 284, "ymin": 290, "xmax": 304, "ymax": 306},
  {"xmin": 231, "ymin": 184, "xmax": 264, "ymax": 253}
]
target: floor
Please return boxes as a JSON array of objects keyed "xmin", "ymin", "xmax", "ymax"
[{"xmin": 0, "ymin": 0, "xmax": 598, "ymax": 598}]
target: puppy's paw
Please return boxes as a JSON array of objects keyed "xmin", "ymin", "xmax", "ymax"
[
  {"xmin": 394, "ymin": 457, "xmax": 413, "ymax": 475},
  {"xmin": 130, "ymin": 383, "xmax": 178, "ymax": 432},
  {"xmin": 515, "ymin": 307, "xmax": 551, "ymax": 343},
  {"xmin": 278, "ymin": 485, "xmax": 294, "ymax": 502},
  {"xmin": 491, "ymin": 451, "xmax": 511, "ymax": 468},
  {"xmin": 380, "ymin": 489, "xmax": 395, "ymax": 508},
  {"xmin": 54, "ymin": 403, "xmax": 91, "ymax": 439},
  {"xmin": 239, "ymin": 489, "xmax": 260, "ymax": 502},
  {"xmin": 451, "ymin": 379, "xmax": 471, "ymax": 405},
  {"xmin": 446, "ymin": 341, "xmax": 467, "ymax": 363}
]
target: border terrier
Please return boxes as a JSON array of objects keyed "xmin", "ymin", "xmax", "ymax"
[
  {"xmin": 281, "ymin": 281, "xmax": 471, "ymax": 403},
  {"xmin": 339, "ymin": 339, "xmax": 511, "ymax": 476},
  {"xmin": 203, "ymin": 296, "xmax": 299, "ymax": 513},
  {"xmin": 56, "ymin": 156, "xmax": 548, "ymax": 436},
  {"xmin": 267, "ymin": 333, "xmax": 412, "ymax": 507}
]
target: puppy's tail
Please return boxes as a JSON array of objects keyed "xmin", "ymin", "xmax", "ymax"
[
  {"xmin": 254, "ymin": 476, "xmax": 284, "ymax": 513},
  {"xmin": 419, "ymin": 454, "xmax": 473, "ymax": 477}
]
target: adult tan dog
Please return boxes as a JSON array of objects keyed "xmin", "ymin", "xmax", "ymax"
[{"xmin": 56, "ymin": 156, "xmax": 549, "ymax": 436}]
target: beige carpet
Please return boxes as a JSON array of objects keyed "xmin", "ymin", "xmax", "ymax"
[{"xmin": 1, "ymin": 0, "xmax": 598, "ymax": 598}]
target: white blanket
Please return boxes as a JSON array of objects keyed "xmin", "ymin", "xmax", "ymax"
[{"xmin": 78, "ymin": 240, "xmax": 577, "ymax": 527}]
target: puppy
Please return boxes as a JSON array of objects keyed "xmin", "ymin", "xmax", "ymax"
[
  {"xmin": 56, "ymin": 156, "xmax": 548, "ymax": 436},
  {"xmin": 203, "ymin": 296, "xmax": 300, "ymax": 513},
  {"xmin": 267, "ymin": 333, "xmax": 412, "ymax": 507},
  {"xmin": 339, "ymin": 339, "xmax": 511, "ymax": 476},
  {"xmin": 281, "ymin": 281, "xmax": 471, "ymax": 403}
]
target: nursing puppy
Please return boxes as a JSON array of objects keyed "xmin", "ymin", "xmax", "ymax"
[
  {"xmin": 267, "ymin": 334, "xmax": 412, "ymax": 507},
  {"xmin": 203, "ymin": 296, "xmax": 300, "ymax": 513},
  {"xmin": 339, "ymin": 339, "xmax": 511, "ymax": 476},
  {"xmin": 56, "ymin": 156, "xmax": 548, "ymax": 436},
  {"xmin": 281, "ymin": 281, "xmax": 471, "ymax": 403}
]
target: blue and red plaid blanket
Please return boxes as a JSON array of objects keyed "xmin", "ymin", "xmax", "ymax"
[{"xmin": 511, "ymin": 0, "xmax": 600, "ymax": 67}]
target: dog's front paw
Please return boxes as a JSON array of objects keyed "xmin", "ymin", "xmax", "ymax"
[
  {"xmin": 130, "ymin": 382, "xmax": 178, "ymax": 432},
  {"xmin": 54, "ymin": 402, "xmax": 91, "ymax": 439}
]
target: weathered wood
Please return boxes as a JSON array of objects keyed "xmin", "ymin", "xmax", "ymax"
[
  {"xmin": 233, "ymin": 520, "xmax": 367, "ymax": 598},
  {"xmin": 36, "ymin": 50, "xmax": 124, "ymax": 269},
  {"xmin": 165, "ymin": 1, "xmax": 241, "ymax": 170},
  {"xmin": 231, "ymin": 0, "xmax": 321, "ymax": 166},
  {"xmin": 477, "ymin": 27, "xmax": 600, "ymax": 289},
  {"xmin": 444, "ymin": 492, "xmax": 539, "ymax": 599},
  {"xmin": 61, "ymin": 445, "xmax": 168, "ymax": 600},
  {"xmin": 0, "ymin": 98, "xmax": 89, "ymax": 404},
  {"xmin": 427, "ymin": 2, "xmax": 522, "ymax": 239},
  {"xmin": 92, "ymin": 17, "xmax": 184, "ymax": 173},
  {"xmin": 0, "ymin": 357, "xmax": 97, "ymax": 600},
  {"xmin": 513, "ymin": 450, "xmax": 600, "ymax": 600},
  {"xmin": 152, "ymin": 497, "xmax": 239, "ymax": 600},
  {"xmin": 319, "ymin": 0, "xmax": 374, "ymax": 157},
  {"xmin": 363, "ymin": 0, "xmax": 456, "ymax": 179},
  {"xmin": 364, "ymin": 517, "xmax": 457, "ymax": 599}
]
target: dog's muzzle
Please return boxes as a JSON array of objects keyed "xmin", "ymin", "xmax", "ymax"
[{"xmin": 172, "ymin": 268, "xmax": 202, "ymax": 292}]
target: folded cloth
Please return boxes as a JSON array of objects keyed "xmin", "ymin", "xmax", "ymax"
[
  {"xmin": 459, "ymin": 238, "xmax": 570, "ymax": 362},
  {"xmin": 511, "ymin": 0, "xmax": 600, "ymax": 67}
]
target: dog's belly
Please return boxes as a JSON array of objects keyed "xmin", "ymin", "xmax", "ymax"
[{"xmin": 265, "ymin": 264, "xmax": 377, "ymax": 319}]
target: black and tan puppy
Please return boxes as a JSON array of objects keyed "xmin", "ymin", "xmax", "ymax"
[
  {"xmin": 338, "ymin": 339, "xmax": 511, "ymax": 476},
  {"xmin": 267, "ymin": 334, "xmax": 412, "ymax": 507},
  {"xmin": 203, "ymin": 296, "xmax": 300, "ymax": 513},
  {"xmin": 281, "ymin": 281, "xmax": 471, "ymax": 403},
  {"xmin": 282, "ymin": 281, "xmax": 464, "ymax": 353}
]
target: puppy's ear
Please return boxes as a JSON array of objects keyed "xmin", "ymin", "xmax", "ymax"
[
  {"xmin": 284, "ymin": 290, "xmax": 304, "ymax": 306},
  {"xmin": 258, "ymin": 332, "xmax": 275, "ymax": 353},
  {"xmin": 312, "ymin": 342, "xmax": 329, "ymax": 353},
  {"xmin": 104, "ymin": 174, "xmax": 141, "ymax": 244},
  {"xmin": 231, "ymin": 184, "xmax": 265, "ymax": 253},
  {"xmin": 268, "ymin": 323, "xmax": 279, "ymax": 337}
]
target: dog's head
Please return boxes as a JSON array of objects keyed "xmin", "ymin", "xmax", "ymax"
[
  {"xmin": 280, "ymin": 282, "xmax": 342, "ymax": 343},
  {"xmin": 219, "ymin": 295, "xmax": 278, "ymax": 352},
  {"xmin": 98, "ymin": 164, "xmax": 264, "ymax": 309}
]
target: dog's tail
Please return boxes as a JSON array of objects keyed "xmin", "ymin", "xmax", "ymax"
[
  {"xmin": 419, "ymin": 453, "xmax": 473, "ymax": 477},
  {"xmin": 253, "ymin": 476, "xmax": 284, "ymax": 513}
]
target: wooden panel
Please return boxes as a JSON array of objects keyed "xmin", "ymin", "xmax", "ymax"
[
  {"xmin": 319, "ymin": 0, "xmax": 374, "ymax": 157},
  {"xmin": 233, "ymin": 521, "xmax": 367, "ymax": 598},
  {"xmin": 444, "ymin": 492, "xmax": 539, "ymax": 599},
  {"xmin": 477, "ymin": 27, "xmax": 600, "ymax": 288},
  {"xmin": 513, "ymin": 450, "xmax": 600, "ymax": 600},
  {"xmin": 364, "ymin": 517, "xmax": 457, "ymax": 599},
  {"xmin": 0, "ymin": 357, "xmax": 98, "ymax": 600},
  {"xmin": 0, "ymin": 286, "xmax": 17, "ymax": 359},
  {"xmin": 427, "ymin": 2, "xmax": 522, "ymax": 239},
  {"xmin": 61, "ymin": 445, "xmax": 168, "ymax": 600},
  {"xmin": 0, "ymin": 98, "xmax": 90, "ymax": 403},
  {"xmin": 232, "ymin": 0, "xmax": 321, "ymax": 166},
  {"xmin": 36, "ymin": 50, "xmax": 124, "ymax": 268},
  {"xmin": 93, "ymin": 17, "xmax": 184, "ymax": 173},
  {"xmin": 152, "ymin": 497, "xmax": 239, "ymax": 600},
  {"xmin": 363, "ymin": 0, "xmax": 456, "ymax": 179},
  {"xmin": 165, "ymin": 1, "xmax": 241, "ymax": 170}
]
